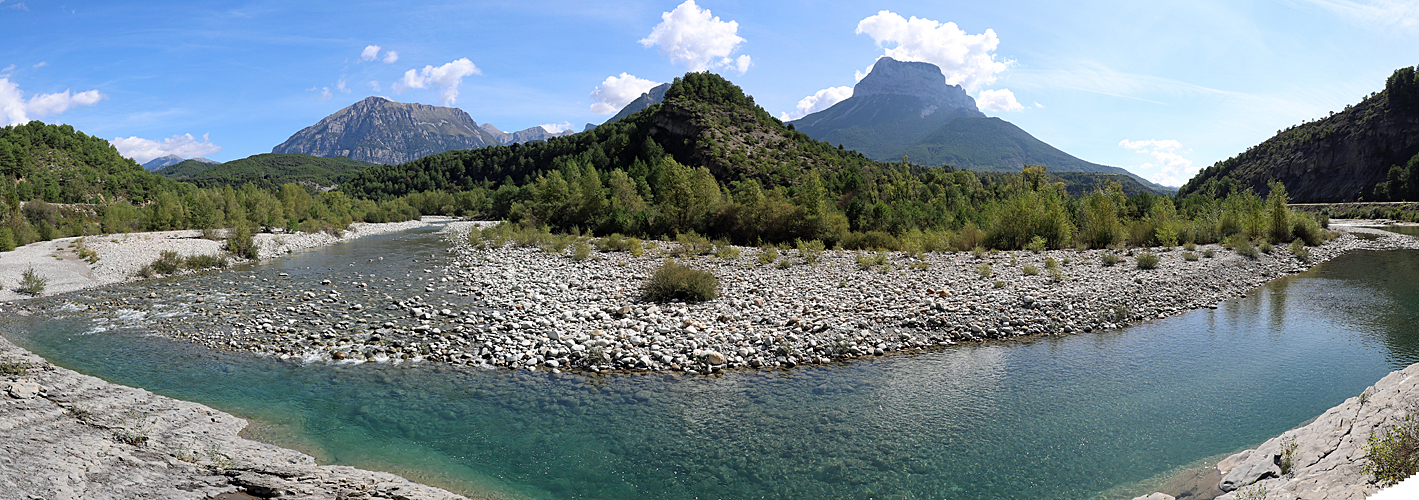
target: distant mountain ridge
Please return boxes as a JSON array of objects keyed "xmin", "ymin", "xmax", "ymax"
[
  {"xmin": 479, "ymin": 123, "xmax": 575, "ymax": 145},
  {"xmin": 603, "ymin": 83, "xmax": 672, "ymax": 126},
  {"xmin": 143, "ymin": 155, "xmax": 215, "ymax": 171},
  {"xmin": 1178, "ymin": 66, "xmax": 1419, "ymax": 202},
  {"xmin": 157, "ymin": 153, "xmax": 375, "ymax": 190},
  {"xmin": 788, "ymin": 57, "xmax": 1168, "ymax": 192}
]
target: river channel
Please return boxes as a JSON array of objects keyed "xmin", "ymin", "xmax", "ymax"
[{"xmin": 4, "ymin": 225, "xmax": 1418, "ymax": 500}]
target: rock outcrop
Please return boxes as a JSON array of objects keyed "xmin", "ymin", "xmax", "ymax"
[
  {"xmin": 602, "ymin": 82, "xmax": 672, "ymax": 126},
  {"xmin": 272, "ymin": 96, "xmax": 499, "ymax": 165},
  {"xmin": 0, "ymin": 306, "xmax": 465, "ymax": 500},
  {"xmin": 478, "ymin": 123, "xmax": 574, "ymax": 145},
  {"xmin": 1209, "ymin": 361, "xmax": 1418, "ymax": 499}
]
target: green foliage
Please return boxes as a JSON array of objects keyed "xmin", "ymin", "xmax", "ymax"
[
  {"xmin": 1182, "ymin": 251, "xmax": 1199, "ymax": 261},
  {"xmin": 18, "ymin": 266, "xmax": 47, "ymax": 295},
  {"xmin": 675, "ymin": 231, "xmax": 714, "ymax": 255},
  {"xmin": 1022, "ymin": 265, "xmax": 1040, "ymax": 276},
  {"xmin": 161, "ymin": 153, "xmax": 375, "ymax": 191},
  {"xmin": 571, "ymin": 240, "xmax": 592, "ymax": 261},
  {"xmin": 796, "ymin": 239, "xmax": 825, "ymax": 265},
  {"xmin": 1289, "ymin": 239, "xmax": 1310, "ymax": 262},
  {"xmin": 642, "ymin": 259, "xmax": 719, "ymax": 303},
  {"xmin": 1100, "ymin": 253, "xmax": 1120, "ymax": 266},
  {"xmin": 0, "ymin": 361, "xmax": 30, "ymax": 376},
  {"xmin": 1364, "ymin": 415, "xmax": 1419, "ymax": 486},
  {"xmin": 855, "ymin": 252, "xmax": 888, "ymax": 271},
  {"xmin": 0, "ymin": 227, "xmax": 13, "ymax": 252},
  {"xmin": 1279, "ymin": 436, "xmax": 1299, "ymax": 476},
  {"xmin": 756, "ymin": 245, "xmax": 778, "ymax": 264},
  {"xmin": 1203, "ymin": 248, "xmax": 1216, "ymax": 258},
  {"xmin": 1135, "ymin": 252, "xmax": 1160, "ymax": 269},
  {"xmin": 1024, "ymin": 236, "xmax": 1047, "ymax": 253},
  {"xmin": 976, "ymin": 262, "xmax": 993, "ymax": 278},
  {"xmin": 225, "ymin": 226, "xmax": 259, "ymax": 260},
  {"xmin": 183, "ymin": 253, "xmax": 227, "ymax": 270},
  {"xmin": 713, "ymin": 242, "xmax": 740, "ymax": 260},
  {"xmin": 152, "ymin": 250, "xmax": 183, "ymax": 274}
]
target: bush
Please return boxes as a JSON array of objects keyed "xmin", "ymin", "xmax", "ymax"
[
  {"xmin": 628, "ymin": 238, "xmax": 644, "ymax": 257},
  {"xmin": 0, "ymin": 228, "xmax": 14, "ymax": 252},
  {"xmin": 757, "ymin": 245, "xmax": 778, "ymax": 264},
  {"xmin": 1203, "ymin": 248, "xmax": 1216, "ymax": 258},
  {"xmin": 1100, "ymin": 253, "xmax": 1120, "ymax": 266},
  {"xmin": 676, "ymin": 232, "xmax": 714, "ymax": 255},
  {"xmin": 1182, "ymin": 251, "xmax": 1199, "ymax": 261},
  {"xmin": 713, "ymin": 242, "xmax": 740, "ymax": 260},
  {"xmin": 183, "ymin": 254, "xmax": 228, "ymax": 270},
  {"xmin": 1136, "ymin": 252, "xmax": 1160, "ymax": 269},
  {"xmin": 152, "ymin": 251, "xmax": 183, "ymax": 274},
  {"xmin": 855, "ymin": 253, "xmax": 887, "ymax": 270},
  {"xmin": 796, "ymin": 239, "xmax": 825, "ymax": 265},
  {"xmin": 976, "ymin": 263, "xmax": 993, "ymax": 278},
  {"xmin": 226, "ymin": 226, "xmax": 259, "ymax": 260},
  {"xmin": 1364, "ymin": 416, "xmax": 1418, "ymax": 487},
  {"xmin": 1022, "ymin": 265, "xmax": 1040, "ymax": 276},
  {"xmin": 571, "ymin": 240, "xmax": 592, "ymax": 261},
  {"xmin": 1290, "ymin": 239, "xmax": 1310, "ymax": 262},
  {"xmin": 18, "ymin": 267, "xmax": 47, "ymax": 296},
  {"xmin": 1024, "ymin": 236, "xmax": 1047, "ymax": 253},
  {"xmin": 593, "ymin": 233, "xmax": 631, "ymax": 252},
  {"xmin": 642, "ymin": 259, "xmax": 719, "ymax": 303},
  {"xmin": 1258, "ymin": 240, "xmax": 1274, "ymax": 254}
]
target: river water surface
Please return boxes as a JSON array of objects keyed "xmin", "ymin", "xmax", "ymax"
[{"xmin": 4, "ymin": 227, "xmax": 1418, "ymax": 500}]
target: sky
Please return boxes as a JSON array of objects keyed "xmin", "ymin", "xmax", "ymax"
[{"xmin": 2, "ymin": 0, "xmax": 1418, "ymax": 187}]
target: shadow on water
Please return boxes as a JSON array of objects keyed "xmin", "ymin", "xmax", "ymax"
[{"xmin": 5, "ymin": 229, "xmax": 1419, "ymax": 500}]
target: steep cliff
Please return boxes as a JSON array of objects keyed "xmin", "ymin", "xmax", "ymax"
[
  {"xmin": 271, "ymin": 96, "xmax": 500, "ymax": 165},
  {"xmin": 1179, "ymin": 66, "xmax": 1419, "ymax": 203}
]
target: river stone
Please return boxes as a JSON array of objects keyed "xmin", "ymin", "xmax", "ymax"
[{"xmin": 704, "ymin": 351, "xmax": 727, "ymax": 365}]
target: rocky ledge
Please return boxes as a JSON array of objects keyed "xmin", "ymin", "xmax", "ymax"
[
  {"xmin": 1133, "ymin": 361, "xmax": 1419, "ymax": 500},
  {"xmin": 0, "ymin": 335, "xmax": 466, "ymax": 499}
]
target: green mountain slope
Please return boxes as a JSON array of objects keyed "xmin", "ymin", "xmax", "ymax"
[
  {"xmin": 0, "ymin": 121, "xmax": 175, "ymax": 204},
  {"xmin": 1179, "ymin": 66, "xmax": 1419, "ymax": 203},
  {"xmin": 171, "ymin": 153, "xmax": 375, "ymax": 190},
  {"xmin": 155, "ymin": 159, "xmax": 221, "ymax": 179},
  {"xmin": 900, "ymin": 117, "xmax": 1124, "ymax": 174}
]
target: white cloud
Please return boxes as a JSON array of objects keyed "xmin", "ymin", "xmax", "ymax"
[
  {"xmin": 393, "ymin": 58, "xmax": 481, "ymax": 105},
  {"xmin": 1119, "ymin": 139, "xmax": 1195, "ymax": 187},
  {"xmin": 110, "ymin": 133, "xmax": 222, "ymax": 164},
  {"xmin": 382, "ymin": 51, "xmax": 399, "ymax": 64},
  {"xmin": 589, "ymin": 73, "xmax": 660, "ymax": 114},
  {"xmin": 1034, "ymin": 102, "xmax": 1044, "ymax": 108},
  {"xmin": 361, "ymin": 45, "xmax": 380, "ymax": 62},
  {"xmin": 855, "ymin": 11, "xmax": 1012, "ymax": 91},
  {"xmin": 639, "ymin": 0, "xmax": 752, "ymax": 74},
  {"xmin": 337, "ymin": 79, "xmax": 349, "ymax": 93},
  {"xmin": 977, "ymin": 88, "xmax": 1024, "ymax": 112},
  {"xmin": 369, "ymin": 80, "xmax": 381, "ymax": 91},
  {"xmin": 307, "ymin": 86, "xmax": 332, "ymax": 101},
  {"xmin": 780, "ymin": 86, "xmax": 853, "ymax": 121},
  {"xmin": 540, "ymin": 122, "xmax": 574, "ymax": 134},
  {"xmin": 0, "ymin": 77, "xmax": 105, "ymax": 126},
  {"xmin": 32, "ymin": 61, "xmax": 46, "ymax": 69},
  {"xmin": 0, "ymin": 64, "xmax": 14, "ymax": 75}
]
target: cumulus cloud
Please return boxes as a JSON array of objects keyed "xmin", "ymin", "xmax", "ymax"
[
  {"xmin": 0, "ymin": 77, "xmax": 105, "ymax": 125},
  {"xmin": 540, "ymin": 122, "xmax": 574, "ymax": 134},
  {"xmin": 589, "ymin": 73, "xmax": 661, "ymax": 114},
  {"xmin": 855, "ymin": 11, "xmax": 1012, "ymax": 92},
  {"xmin": 780, "ymin": 86, "xmax": 853, "ymax": 121},
  {"xmin": 382, "ymin": 50, "xmax": 399, "ymax": 64},
  {"xmin": 109, "ymin": 133, "xmax": 222, "ymax": 164},
  {"xmin": 977, "ymin": 88, "xmax": 1024, "ymax": 112},
  {"xmin": 393, "ymin": 58, "xmax": 481, "ymax": 105},
  {"xmin": 1119, "ymin": 139, "xmax": 1195, "ymax": 187},
  {"xmin": 361, "ymin": 45, "xmax": 381, "ymax": 61},
  {"xmin": 639, "ymin": 0, "xmax": 752, "ymax": 74}
]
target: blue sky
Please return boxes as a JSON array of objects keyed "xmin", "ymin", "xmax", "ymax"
[{"xmin": 2, "ymin": 0, "xmax": 1417, "ymax": 186}]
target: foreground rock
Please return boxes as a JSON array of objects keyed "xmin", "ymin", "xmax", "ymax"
[
  {"xmin": 1211, "ymin": 361, "xmax": 1419, "ymax": 500},
  {"xmin": 0, "ymin": 335, "xmax": 466, "ymax": 499}
]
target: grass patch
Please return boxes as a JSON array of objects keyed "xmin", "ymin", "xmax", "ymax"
[
  {"xmin": 757, "ymin": 245, "xmax": 778, "ymax": 264},
  {"xmin": 714, "ymin": 242, "xmax": 740, "ymax": 260},
  {"xmin": 856, "ymin": 252, "xmax": 888, "ymax": 271},
  {"xmin": 976, "ymin": 263, "xmax": 993, "ymax": 279},
  {"xmin": 1022, "ymin": 265, "xmax": 1040, "ymax": 276},
  {"xmin": 1290, "ymin": 239, "xmax": 1310, "ymax": 262},
  {"xmin": 571, "ymin": 240, "xmax": 592, "ymax": 261},
  {"xmin": 152, "ymin": 250, "xmax": 183, "ymax": 274},
  {"xmin": 0, "ymin": 361, "xmax": 31, "ymax": 376},
  {"xmin": 642, "ymin": 259, "xmax": 719, "ymax": 303},
  {"xmin": 796, "ymin": 239, "xmax": 825, "ymax": 265},
  {"xmin": 1100, "ymin": 253, "xmax": 1120, "ymax": 266},
  {"xmin": 1203, "ymin": 248, "xmax": 1216, "ymax": 258},
  {"xmin": 1135, "ymin": 252, "xmax": 1160, "ymax": 270},
  {"xmin": 1182, "ymin": 251, "xmax": 1199, "ymax": 261},
  {"xmin": 1364, "ymin": 415, "xmax": 1419, "ymax": 486}
]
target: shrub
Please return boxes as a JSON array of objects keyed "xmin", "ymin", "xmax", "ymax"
[
  {"xmin": 1258, "ymin": 240, "xmax": 1274, "ymax": 254},
  {"xmin": 1183, "ymin": 242, "xmax": 1197, "ymax": 251},
  {"xmin": 1048, "ymin": 266, "xmax": 1066, "ymax": 282},
  {"xmin": 628, "ymin": 238, "xmax": 644, "ymax": 257},
  {"xmin": 713, "ymin": 242, "xmax": 740, "ymax": 260},
  {"xmin": 152, "ymin": 251, "xmax": 183, "ymax": 275},
  {"xmin": 796, "ymin": 239, "xmax": 825, "ymax": 265},
  {"xmin": 757, "ymin": 245, "xmax": 778, "ymax": 264},
  {"xmin": 1100, "ymin": 253, "xmax": 1120, "ymax": 266},
  {"xmin": 676, "ymin": 231, "xmax": 714, "ymax": 255},
  {"xmin": 1022, "ymin": 265, "xmax": 1040, "ymax": 276},
  {"xmin": 0, "ymin": 361, "xmax": 29, "ymax": 376},
  {"xmin": 1182, "ymin": 251, "xmax": 1199, "ymax": 261},
  {"xmin": 226, "ymin": 226, "xmax": 259, "ymax": 260},
  {"xmin": 976, "ymin": 263, "xmax": 993, "ymax": 278},
  {"xmin": 854, "ymin": 252, "xmax": 888, "ymax": 270},
  {"xmin": 0, "ymin": 228, "xmax": 14, "ymax": 252},
  {"xmin": 1290, "ymin": 239, "xmax": 1310, "ymax": 262},
  {"xmin": 18, "ymin": 267, "xmax": 47, "ymax": 296},
  {"xmin": 971, "ymin": 246, "xmax": 986, "ymax": 259},
  {"xmin": 910, "ymin": 261, "xmax": 930, "ymax": 270},
  {"xmin": 1279, "ymin": 436, "xmax": 1299, "ymax": 476},
  {"xmin": 571, "ymin": 240, "xmax": 592, "ymax": 261},
  {"xmin": 1136, "ymin": 252, "xmax": 1160, "ymax": 269},
  {"xmin": 775, "ymin": 259, "xmax": 792, "ymax": 269},
  {"xmin": 183, "ymin": 254, "xmax": 227, "ymax": 270},
  {"xmin": 1363, "ymin": 416, "xmax": 1419, "ymax": 486},
  {"xmin": 593, "ymin": 234, "xmax": 630, "ymax": 252},
  {"xmin": 1024, "ymin": 236, "xmax": 1047, "ymax": 253},
  {"xmin": 1203, "ymin": 248, "xmax": 1216, "ymax": 258},
  {"xmin": 1044, "ymin": 258, "xmax": 1060, "ymax": 271},
  {"xmin": 642, "ymin": 259, "xmax": 719, "ymax": 303},
  {"xmin": 992, "ymin": 280, "xmax": 1006, "ymax": 288}
]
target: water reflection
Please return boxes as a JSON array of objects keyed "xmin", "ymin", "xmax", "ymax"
[{"xmin": 5, "ymin": 236, "xmax": 1419, "ymax": 500}]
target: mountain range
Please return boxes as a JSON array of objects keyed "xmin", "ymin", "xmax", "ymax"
[
  {"xmin": 1178, "ymin": 65, "xmax": 1419, "ymax": 203},
  {"xmin": 271, "ymin": 96, "xmax": 572, "ymax": 165},
  {"xmin": 142, "ymin": 154, "xmax": 215, "ymax": 171}
]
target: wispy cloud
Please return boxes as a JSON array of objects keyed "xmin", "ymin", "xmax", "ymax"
[
  {"xmin": 1119, "ymin": 139, "xmax": 1195, "ymax": 187},
  {"xmin": 1294, "ymin": 0, "xmax": 1419, "ymax": 33}
]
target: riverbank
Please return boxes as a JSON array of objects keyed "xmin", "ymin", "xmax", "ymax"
[
  {"xmin": 85, "ymin": 221, "xmax": 1418, "ymax": 375},
  {"xmin": 0, "ymin": 333, "xmax": 467, "ymax": 499},
  {"xmin": 1132, "ymin": 360, "xmax": 1419, "ymax": 500},
  {"xmin": 0, "ymin": 219, "xmax": 432, "ymax": 302}
]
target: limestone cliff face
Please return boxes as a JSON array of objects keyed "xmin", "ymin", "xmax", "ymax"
[
  {"xmin": 272, "ymin": 96, "xmax": 499, "ymax": 165},
  {"xmin": 1179, "ymin": 90, "xmax": 1419, "ymax": 202},
  {"xmin": 849, "ymin": 57, "xmax": 979, "ymax": 112}
]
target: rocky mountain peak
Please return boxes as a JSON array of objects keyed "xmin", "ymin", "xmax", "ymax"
[{"xmin": 853, "ymin": 57, "xmax": 978, "ymax": 111}]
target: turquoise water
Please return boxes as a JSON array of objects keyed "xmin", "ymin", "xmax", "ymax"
[{"xmin": 5, "ymin": 231, "xmax": 1419, "ymax": 500}]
